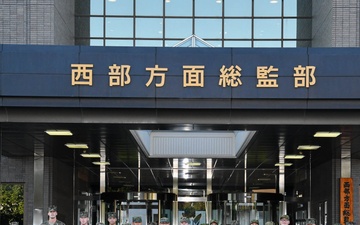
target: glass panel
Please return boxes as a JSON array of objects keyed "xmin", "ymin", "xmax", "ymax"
[
  {"xmin": 195, "ymin": 0, "xmax": 222, "ymax": 16},
  {"xmin": 90, "ymin": 17, "xmax": 104, "ymax": 37},
  {"xmin": 254, "ymin": 19, "xmax": 281, "ymax": 38},
  {"xmin": 135, "ymin": 40, "xmax": 163, "ymax": 47},
  {"xmin": 165, "ymin": 40, "xmax": 183, "ymax": 47},
  {"xmin": 90, "ymin": 0, "xmax": 104, "ymax": 15},
  {"xmin": 90, "ymin": 39, "xmax": 104, "ymax": 46},
  {"xmin": 284, "ymin": 0, "xmax": 297, "ymax": 16},
  {"xmin": 165, "ymin": 0, "xmax": 192, "ymax": 16},
  {"xmin": 165, "ymin": 19, "xmax": 192, "ymax": 38},
  {"xmin": 195, "ymin": 19, "xmax": 222, "ymax": 38},
  {"xmin": 225, "ymin": 0, "xmax": 252, "ymax": 16},
  {"xmin": 254, "ymin": 0, "xmax": 281, "ymax": 17},
  {"xmin": 254, "ymin": 41, "xmax": 281, "ymax": 47},
  {"xmin": 224, "ymin": 19, "xmax": 251, "ymax": 38},
  {"xmin": 224, "ymin": 41, "xmax": 252, "ymax": 47},
  {"xmin": 106, "ymin": 0, "xmax": 133, "ymax": 16},
  {"xmin": 136, "ymin": 0, "xmax": 163, "ymax": 16},
  {"xmin": 284, "ymin": 19, "xmax": 296, "ymax": 38},
  {"xmin": 106, "ymin": 18, "xmax": 133, "ymax": 38},
  {"xmin": 136, "ymin": 18, "xmax": 163, "ymax": 38},
  {"xmin": 106, "ymin": 39, "xmax": 133, "ymax": 46}
]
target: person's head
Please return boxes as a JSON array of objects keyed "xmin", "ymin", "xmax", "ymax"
[
  {"xmin": 79, "ymin": 211, "xmax": 89, "ymax": 225},
  {"xmin": 180, "ymin": 217, "xmax": 190, "ymax": 225},
  {"xmin": 250, "ymin": 220, "xmax": 259, "ymax": 225},
  {"xmin": 210, "ymin": 219, "xmax": 218, "ymax": 225},
  {"xmin": 132, "ymin": 216, "xmax": 142, "ymax": 225},
  {"xmin": 160, "ymin": 217, "xmax": 170, "ymax": 225},
  {"xmin": 48, "ymin": 205, "xmax": 58, "ymax": 219},
  {"xmin": 107, "ymin": 212, "xmax": 117, "ymax": 225},
  {"xmin": 265, "ymin": 221, "xmax": 275, "ymax": 225},
  {"xmin": 280, "ymin": 215, "xmax": 290, "ymax": 225},
  {"xmin": 305, "ymin": 218, "xmax": 316, "ymax": 225}
]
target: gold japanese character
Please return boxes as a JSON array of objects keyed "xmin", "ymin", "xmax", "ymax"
[
  {"xmin": 183, "ymin": 65, "xmax": 205, "ymax": 87},
  {"xmin": 71, "ymin": 64, "xmax": 93, "ymax": 86},
  {"xmin": 256, "ymin": 65, "xmax": 279, "ymax": 88},
  {"xmin": 145, "ymin": 65, "xmax": 168, "ymax": 87},
  {"xmin": 219, "ymin": 65, "xmax": 242, "ymax": 87},
  {"xmin": 294, "ymin": 65, "xmax": 316, "ymax": 88},
  {"xmin": 109, "ymin": 64, "xmax": 131, "ymax": 86}
]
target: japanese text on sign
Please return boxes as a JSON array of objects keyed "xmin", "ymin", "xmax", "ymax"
[{"xmin": 340, "ymin": 178, "xmax": 353, "ymax": 225}]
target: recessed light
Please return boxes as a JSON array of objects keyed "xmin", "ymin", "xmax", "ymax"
[
  {"xmin": 314, "ymin": 131, "xmax": 341, "ymax": 138},
  {"xmin": 275, "ymin": 163, "xmax": 293, "ymax": 166},
  {"xmin": 92, "ymin": 161, "xmax": 110, "ymax": 165},
  {"xmin": 297, "ymin": 145, "xmax": 321, "ymax": 150},
  {"xmin": 65, "ymin": 143, "xmax": 88, "ymax": 149},
  {"xmin": 186, "ymin": 162, "xmax": 201, "ymax": 166},
  {"xmin": 284, "ymin": 154, "xmax": 305, "ymax": 159},
  {"xmin": 80, "ymin": 153, "xmax": 101, "ymax": 158},
  {"xmin": 45, "ymin": 130, "xmax": 73, "ymax": 136}
]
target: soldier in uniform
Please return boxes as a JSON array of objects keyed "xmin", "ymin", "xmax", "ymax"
[
  {"xmin": 279, "ymin": 215, "xmax": 290, "ymax": 225},
  {"xmin": 79, "ymin": 212, "xmax": 90, "ymax": 225},
  {"xmin": 180, "ymin": 217, "xmax": 190, "ymax": 225},
  {"xmin": 108, "ymin": 212, "xmax": 118, "ymax": 225},
  {"xmin": 132, "ymin": 216, "xmax": 142, "ymax": 225},
  {"xmin": 250, "ymin": 220, "xmax": 259, "ymax": 225},
  {"xmin": 210, "ymin": 220, "xmax": 218, "ymax": 225},
  {"xmin": 41, "ymin": 205, "xmax": 65, "ymax": 225},
  {"xmin": 305, "ymin": 218, "xmax": 316, "ymax": 225}
]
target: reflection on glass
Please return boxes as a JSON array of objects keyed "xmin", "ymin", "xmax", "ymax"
[
  {"xmin": 136, "ymin": 0, "xmax": 163, "ymax": 16},
  {"xmin": 90, "ymin": 0, "xmax": 104, "ymax": 15},
  {"xmin": 254, "ymin": 41, "xmax": 281, "ymax": 47},
  {"xmin": 225, "ymin": 0, "xmax": 251, "ymax": 16},
  {"xmin": 195, "ymin": 19, "xmax": 222, "ymax": 38},
  {"xmin": 165, "ymin": 19, "xmax": 192, "ymax": 38},
  {"xmin": 224, "ymin": 41, "xmax": 252, "ymax": 47},
  {"xmin": 106, "ymin": 18, "xmax": 133, "ymax": 38},
  {"xmin": 195, "ymin": 0, "xmax": 222, "ymax": 16},
  {"xmin": 165, "ymin": 0, "xmax": 192, "ymax": 16},
  {"xmin": 106, "ymin": 0, "xmax": 133, "ymax": 16},
  {"xmin": 135, "ymin": 40, "xmax": 163, "ymax": 47},
  {"xmin": 106, "ymin": 40, "xmax": 133, "ymax": 46},
  {"xmin": 254, "ymin": 19, "xmax": 281, "ymax": 39},
  {"xmin": 224, "ymin": 19, "xmax": 252, "ymax": 38},
  {"xmin": 90, "ymin": 39, "xmax": 104, "ymax": 46},
  {"xmin": 284, "ymin": 19, "xmax": 296, "ymax": 38},
  {"xmin": 136, "ymin": 18, "xmax": 163, "ymax": 38},
  {"xmin": 254, "ymin": 0, "xmax": 281, "ymax": 16},
  {"xmin": 90, "ymin": 17, "xmax": 104, "ymax": 37},
  {"xmin": 283, "ymin": 41, "xmax": 297, "ymax": 47},
  {"xmin": 284, "ymin": 0, "xmax": 297, "ymax": 16}
]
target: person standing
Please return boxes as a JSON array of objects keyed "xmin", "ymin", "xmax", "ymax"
[
  {"xmin": 108, "ymin": 212, "xmax": 117, "ymax": 225},
  {"xmin": 210, "ymin": 220, "xmax": 218, "ymax": 225},
  {"xmin": 132, "ymin": 216, "xmax": 142, "ymax": 225},
  {"xmin": 79, "ymin": 212, "xmax": 90, "ymax": 225},
  {"xmin": 250, "ymin": 220, "xmax": 259, "ymax": 225},
  {"xmin": 279, "ymin": 215, "xmax": 290, "ymax": 225},
  {"xmin": 41, "ymin": 205, "xmax": 65, "ymax": 225}
]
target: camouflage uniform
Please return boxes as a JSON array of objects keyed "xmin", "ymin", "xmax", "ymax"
[{"xmin": 41, "ymin": 205, "xmax": 65, "ymax": 225}]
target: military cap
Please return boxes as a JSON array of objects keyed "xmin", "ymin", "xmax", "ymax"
[
  {"xmin": 108, "ymin": 212, "xmax": 117, "ymax": 219},
  {"xmin": 280, "ymin": 215, "xmax": 290, "ymax": 221},
  {"xmin": 250, "ymin": 220, "xmax": 259, "ymax": 225},
  {"xmin": 160, "ymin": 217, "xmax": 170, "ymax": 224},
  {"xmin": 80, "ymin": 211, "xmax": 89, "ymax": 218},
  {"xmin": 48, "ymin": 205, "xmax": 57, "ymax": 212},
  {"xmin": 305, "ymin": 218, "xmax": 316, "ymax": 225},
  {"xmin": 265, "ymin": 222, "xmax": 275, "ymax": 225},
  {"xmin": 133, "ymin": 216, "xmax": 142, "ymax": 223},
  {"xmin": 210, "ymin": 220, "xmax": 218, "ymax": 225},
  {"xmin": 180, "ymin": 217, "xmax": 190, "ymax": 223}
]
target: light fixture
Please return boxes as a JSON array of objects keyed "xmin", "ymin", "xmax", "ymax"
[
  {"xmin": 216, "ymin": 0, "xmax": 222, "ymax": 3},
  {"xmin": 275, "ymin": 163, "xmax": 293, "ymax": 166},
  {"xmin": 65, "ymin": 143, "xmax": 88, "ymax": 149},
  {"xmin": 80, "ymin": 153, "xmax": 101, "ymax": 158},
  {"xmin": 314, "ymin": 131, "xmax": 341, "ymax": 137},
  {"xmin": 284, "ymin": 154, "xmax": 305, "ymax": 159},
  {"xmin": 270, "ymin": 0, "xmax": 278, "ymax": 3},
  {"xmin": 108, "ymin": 0, "xmax": 117, "ymax": 2},
  {"xmin": 45, "ymin": 130, "xmax": 73, "ymax": 136},
  {"xmin": 297, "ymin": 145, "xmax": 321, "ymax": 150},
  {"xmin": 92, "ymin": 161, "xmax": 110, "ymax": 165},
  {"xmin": 166, "ymin": 0, "xmax": 171, "ymax": 2},
  {"xmin": 185, "ymin": 162, "xmax": 201, "ymax": 166}
]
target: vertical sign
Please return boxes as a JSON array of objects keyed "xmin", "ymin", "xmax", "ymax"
[{"xmin": 340, "ymin": 178, "xmax": 353, "ymax": 224}]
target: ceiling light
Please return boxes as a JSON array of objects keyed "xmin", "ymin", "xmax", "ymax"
[
  {"xmin": 65, "ymin": 143, "xmax": 88, "ymax": 149},
  {"xmin": 186, "ymin": 162, "xmax": 201, "ymax": 166},
  {"xmin": 275, "ymin": 163, "xmax": 293, "ymax": 166},
  {"xmin": 45, "ymin": 130, "xmax": 73, "ymax": 136},
  {"xmin": 314, "ymin": 131, "xmax": 341, "ymax": 137},
  {"xmin": 216, "ymin": 0, "xmax": 222, "ymax": 3},
  {"xmin": 166, "ymin": 0, "xmax": 170, "ymax": 2},
  {"xmin": 297, "ymin": 145, "xmax": 321, "ymax": 150},
  {"xmin": 80, "ymin": 153, "xmax": 101, "ymax": 158},
  {"xmin": 108, "ymin": 0, "xmax": 116, "ymax": 2},
  {"xmin": 270, "ymin": 0, "xmax": 278, "ymax": 3},
  {"xmin": 92, "ymin": 161, "xmax": 110, "ymax": 165},
  {"xmin": 284, "ymin": 154, "xmax": 305, "ymax": 159}
]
